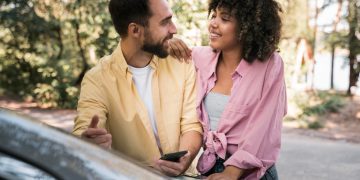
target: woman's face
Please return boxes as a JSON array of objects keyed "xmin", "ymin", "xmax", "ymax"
[{"xmin": 208, "ymin": 7, "xmax": 240, "ymax": 51}]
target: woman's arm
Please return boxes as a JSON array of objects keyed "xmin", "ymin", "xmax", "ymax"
[
  {"xmin": 222, "ymin": 55, "xmax": 287, "ymax": 179},
  {"xmin": 208, "ymin": 166, "xmax": 245, "ymax": 180}
]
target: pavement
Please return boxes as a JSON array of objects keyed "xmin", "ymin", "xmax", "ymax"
[{"xmin": 277, "ymin": 131, "xmax": 360, "ymax": 180}]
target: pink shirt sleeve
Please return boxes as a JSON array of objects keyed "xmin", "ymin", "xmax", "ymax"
[{"xmin": 223, "ymin": 54, "xmax": 287, "ymax": 179}]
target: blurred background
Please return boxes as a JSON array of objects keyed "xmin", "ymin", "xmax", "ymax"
[
  {"xmin": 1, "ymin": 0, "xmax": 360, "ymax": 134},
  {"xmin": 0, "ymin": 0, "xmax": 360, "ymax": 179},
  {"xmin": 1, "ymin": 0, "xmax": 360, "ymax": 132}
]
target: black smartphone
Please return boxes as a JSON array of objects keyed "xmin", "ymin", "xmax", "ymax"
[{"xmin": 160, "ymin": 150, "xmax": 188, "ymax": 162}]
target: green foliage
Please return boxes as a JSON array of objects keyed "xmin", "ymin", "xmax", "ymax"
[
  {"xmin": 0, "ymin": 0, "xmax": 114, "ymax": 109},
  {"xmin": 169, "ymin": 0, "xmax": 208, "ymax": 46},
  {"xmin": 302, "ymin": 95, "xmax": 344, "ymax": 116},
  {"xmin": 33, "ymin": 83, "xmax": 60, "ymax": 107},
  {"xmin": 307, "ymin": 121, "xmax": 323, "ymax": 129},
  {"xmin": 322, "ymin": 31, "xmax": 348, "ymax": 50},
  {"xmin": 279, "ymin": 0, "xmax": 311, "ymax": 40},
  {"xmin": 296, "ymin": 91, "xmax": 345, "ymax": 116},
  {"xmin": 291, "ymin": 91, "xmax": 345, "ymax": 129},
  {"xmin": 0, "ymin": 0, "xmax": 358, "ymax": 108}
]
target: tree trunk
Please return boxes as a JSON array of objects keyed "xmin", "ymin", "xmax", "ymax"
[
  {"xmin": 330, "ymin": 0, "xmax": 343, "ymax": 89},
  {"xmin": 347, "ymin": 0, "xmax": 359, "ymax": 95},
  {"xmin": 306, "ymin": 0, "xmax": 310, "ymax": 32},
  {"xmin": 74, "ymin": 21, "xmax": 89, "ymax": 85},
  {"xmin": 348, "ymin": 53, "xmax": 356, "ymax": 95},
  {"xmin": 312, "ymin": 0, "xmax": 319, "ymax": 54},
  {"xmin": 56, "ymin": 26, "xmax": 63, "ymax": 60},
  {"xmin": 330, "ymin": 45, "xmax": 335, "ymax": 89}
]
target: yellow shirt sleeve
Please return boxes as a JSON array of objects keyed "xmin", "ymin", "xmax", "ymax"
[
  {"xmin": 180, "ymin": 61, "xmax": 203, "ymax": 135},
  {"xmin": 72, "ymin": 68, "xmax": 108, "ymax": 136}
]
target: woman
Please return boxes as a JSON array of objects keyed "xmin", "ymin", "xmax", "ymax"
[{"xmin": 169, "ymin": 0, "xmax": 287, "ymax": 179}]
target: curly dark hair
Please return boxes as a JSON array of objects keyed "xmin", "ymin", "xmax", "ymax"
[{"xmin": 209, "ymin": 0, "xmax": 282, "ymax": 63}]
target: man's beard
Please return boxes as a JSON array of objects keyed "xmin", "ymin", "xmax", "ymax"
[{"xmin": 142, "ymin": 30, "xmax": 171, "ymax": 58}]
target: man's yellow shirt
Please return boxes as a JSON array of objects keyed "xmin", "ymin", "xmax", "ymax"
[{"xmin": 73, "ymin": 43, "xmax": 203, "ymax": 166}]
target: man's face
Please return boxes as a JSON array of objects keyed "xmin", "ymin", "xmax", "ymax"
[{"xmin": 141, "ymin": 0, "xmax": 177, "ymax": 58}]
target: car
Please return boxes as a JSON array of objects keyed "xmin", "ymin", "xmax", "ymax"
[{"xmin": 0, "ymin": 109, "xmax": 184, "ymax": 180}]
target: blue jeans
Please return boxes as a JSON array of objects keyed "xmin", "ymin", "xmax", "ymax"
[
  {"xmin": 202, "ymin": 158, "xmax": 278, "ymax": 180},
  {"xmin": 260, "ymin": 165, "xmax": 278, "ymax": 180}
]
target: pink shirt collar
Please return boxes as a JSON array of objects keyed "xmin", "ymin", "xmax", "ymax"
[{"xmin": 201, "ymin": 50, "xmax": 253, "ymax": 81}]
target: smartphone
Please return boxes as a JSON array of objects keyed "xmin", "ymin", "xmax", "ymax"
[{"xmin": 160, "ymin": 150, "xmax": 188, "ymax": 162}]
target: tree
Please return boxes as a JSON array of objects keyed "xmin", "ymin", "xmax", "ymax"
[
  {"xmin": 330, "ymin": 0, "xmax": 343, "ymax": 89},
  {"xmin": 0, "ymin": 0, "xmax": 117, "ymax": 107},
  {"xmin": 279, "ymin": 0, "xmax": 315, "ymax": 89},
  {"xmin": 0, "ymin": 0, "xmax": 62, "ymax": 94},
  {"xmin": 347, "ymin": 0, "xmax": 360, "ymax": 95}
]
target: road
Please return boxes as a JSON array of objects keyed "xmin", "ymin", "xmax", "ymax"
[{"xmin": 277, "ymin": 132, "xmax": 360, "ymax": 180}]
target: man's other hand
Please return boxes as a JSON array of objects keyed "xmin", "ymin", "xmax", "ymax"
[{"xmin": 81, "ymin": 115, "xmax": 112, "ymax": 149}]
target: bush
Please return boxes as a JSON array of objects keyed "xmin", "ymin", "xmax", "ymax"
[
  {"xmin": 33, "ymin": 83, "xmax": 60, "ymax": 108},
  {"xmin": 290, "ymin": 90, "xmax": 345, "ymax": 129},
  {"xmin": 0, "ymin": 59, "xmax": 80, "ymax": 109},
  {"xmin": 58, "ymin": 84, "xmax": 79, "ymax": 109},
  {"xmin": 302, "ymin": 93, "xmax": 344, "ymax": 116},
  {"xmin": 31, "ymin": 82, "xmax": 79, "ymax": 109},
  {"xmin": 308, "ymin": 121, "xmax": 323, "ymax": 129}
]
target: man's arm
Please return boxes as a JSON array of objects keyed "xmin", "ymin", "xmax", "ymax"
[
  {"xmin": 153, "ymin": 60, "xmax": 203, "ymax": 176},
  {"xmin": 179, "ymin": 131, "xmax": 202, "ymax": 160},
  {"xmin": 154, "ymin": 131, "xmax": 202, "ymax": 176},
  {"xmin": 73, "ymin": 70, "xmax": 112, "ymax": 149}
]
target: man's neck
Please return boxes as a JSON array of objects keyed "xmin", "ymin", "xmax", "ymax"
[{"xmin": 121, "ymin": 39, "xmax": 153, "ymax": 68}]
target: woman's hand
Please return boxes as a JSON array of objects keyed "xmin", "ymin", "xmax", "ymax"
[
  {"xmin": 206, "ymin": 166, "xmax": 244, "ymax": 180},
  {"xmin": 168, "ymin": 37, "xmax": 192, "ymax": 63}
]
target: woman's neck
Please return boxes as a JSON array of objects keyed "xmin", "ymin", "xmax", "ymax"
[{"xmin": 219, "ymin": 47, "xmax": 242, "ymax": 70}]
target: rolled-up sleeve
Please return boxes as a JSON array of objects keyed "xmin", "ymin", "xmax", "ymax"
[
  {"xmin": 180, "ymin": 61, "xmax": 203, "ymax": 135},
  {"xmin": 72, "ymin": 70, "xmax": 108, "ymax": 137},
  {"xmin": 224, "ymin": 57, "xmax": 287, "ymax": 178}
]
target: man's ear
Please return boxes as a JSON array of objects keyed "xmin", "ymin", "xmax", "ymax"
[{"xmin": 128, "ymin": 23, "xmax": 142, "ymax": 38}]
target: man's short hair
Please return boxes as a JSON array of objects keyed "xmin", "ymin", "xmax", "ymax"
[{"xmin": 109, "ymin": 0, "xmax": 152, "ymax": 37}]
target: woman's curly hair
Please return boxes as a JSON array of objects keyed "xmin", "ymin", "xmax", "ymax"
[{"xmin": 209, "ymin": 0, "xmax": 282, "ymax": 63}]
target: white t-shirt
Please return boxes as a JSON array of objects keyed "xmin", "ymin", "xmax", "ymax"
[{"xmin": 128, "ymin": 65, "xmax": 161, "ymax": 149}]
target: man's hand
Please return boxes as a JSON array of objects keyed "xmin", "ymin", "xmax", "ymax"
[
  {"xmin": 81, "ymin": 115, "xmax": 112, "ymax": 149},
  {"xmin": 153, "ymin": 151, "xmax": 192, "ymax": 176},
  {"xmin": 168, "ymin": 37, "xmax": 192, "ymax": 63}
]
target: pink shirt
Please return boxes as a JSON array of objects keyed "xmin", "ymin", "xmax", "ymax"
[{"xmin": 192, "ymin": 46, "xmax": 287, "ymax": 179}]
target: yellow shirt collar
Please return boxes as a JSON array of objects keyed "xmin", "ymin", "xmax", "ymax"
[{"xmin": 110, "ymin": 42, "xmax": 159, "ymax": 76}]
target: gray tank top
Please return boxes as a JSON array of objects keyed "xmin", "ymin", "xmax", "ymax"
[{"xmin": 204, "ymin": 92, "xmax": 230, "ymax": 130}]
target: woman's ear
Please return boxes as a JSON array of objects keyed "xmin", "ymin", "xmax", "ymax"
[{"xmin": 128, "ymin": 23, "xmax": 142, "ymax": 38}]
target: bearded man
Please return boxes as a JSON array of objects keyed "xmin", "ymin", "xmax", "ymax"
[{"xmin": 72, "ymin": 0, "xmax": 202, "ymax": 176}]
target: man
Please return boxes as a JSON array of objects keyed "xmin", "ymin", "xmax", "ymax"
[{"xmin": 72, "ymin": 0, "xmax": 202, "ymax": 176}]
